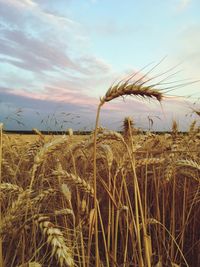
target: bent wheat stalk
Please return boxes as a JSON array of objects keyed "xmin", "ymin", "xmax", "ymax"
[{"xmin": 93, "ymin": 70, "xmax": 164, "ymax": 267}]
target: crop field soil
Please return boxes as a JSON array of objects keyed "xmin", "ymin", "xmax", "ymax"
[{"xmin": 0, "ymin": 76, "xmax": 200, "ymax": 267}]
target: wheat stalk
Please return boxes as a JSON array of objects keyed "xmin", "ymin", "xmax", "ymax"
[
  {"xmin": 93, "ymin": 70, "xmax": 165, "ymax": 267},
  {"xmin": 32, "ymin": 128, "xmax": 44, "ymax": 139},
  {"xmin": 17, "ymin": 262, "xmax": 42, "ymax": 267},
  {"xmin": 0, "ymin": 123, "xmax": 3, "ymax": 267}
]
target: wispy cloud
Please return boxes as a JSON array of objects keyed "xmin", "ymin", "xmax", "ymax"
[
  {"xmin": 0, "ymin": 85, "xmax": 197, "ymax": 131},
  {"xmin": 0, "ymin": 0, "xmax": 113, "ymax": 77},
  {"xmin": 176, "ymin": 0, "xmax": 191, "ymax": 11},
  {"xmin": 0, "ymin": 0, "xmax": 115, "ymax": 121},
  {"xmin": 0, "ymin": 0, "xmax": 199, "ymax": 131}
]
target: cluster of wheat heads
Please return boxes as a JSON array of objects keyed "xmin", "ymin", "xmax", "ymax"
[{"xmin": 0, "ymin": 69, "xmax": 200, "ymax": 267}]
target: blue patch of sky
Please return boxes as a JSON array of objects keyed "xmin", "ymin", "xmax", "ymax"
[{"xmin": 65, "ymin": 0, "xmax": 200, "ymax": 71}]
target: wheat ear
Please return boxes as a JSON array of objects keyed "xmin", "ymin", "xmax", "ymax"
[
  {"xmin": 30, "ymin": 135, "xmax": 68, "ymax": 189},
  {"xmin": 34, "ymin": 216, "xmax": 74, "ymax": 267},
  {"xmin": 30, "ymin": 188, "xmax": 57, "ymax": 207},
  {"xmin": 0, "ymin": 182, "xmax": 23, "ymax": 194},
  {"xmin": 32, "ymin": 128, "xmax": 44, "ymax": 139},
  {"xmin": 99, "ymin": 144, "xmax": 113, "ymax": 170},
  {"xmin": 0, "ymin": 183, "xmax": 23, "ymax": 205},
  {"xmin": 1, "ymin": 189, "xmax": 32, "ymax": 236},
  {"xmin": 53, "ymin": 170, "xmax": 94, "ymax": 197},
  {"xmin": 175, "ymin": 159, "xmax": 200, "ymax": 172},
  {"xmin": 93, "ymin": 71, "xmax": 164, "ymax": 266},
  {"xmin": 100, "ymin": 81, "xmax": 163, "ymax": 104},
  {"xmin": 2, "ymin": 159, "xmax": 15, "ymax": 178},
  {"xmin": 136, "ymin": 158, "xmax": 165, "ymax": 167}
]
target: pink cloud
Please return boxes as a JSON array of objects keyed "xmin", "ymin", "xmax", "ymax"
[
  {"xmin": 6, "ymin": 87, "xmax": 98, "ymax": 108},
  {"xmin": 0, "ymin": 85, "xmax": 198, "ymax": 131}
]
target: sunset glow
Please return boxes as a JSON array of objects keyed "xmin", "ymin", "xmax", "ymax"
[{"xmin": 0, "ymin": 0, "xmax": 199, "ymax": 130}]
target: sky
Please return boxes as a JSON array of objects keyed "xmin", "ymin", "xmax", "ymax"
[{"xmin": 0, "ymin": 0, "xmax": 200, "ymax": 131}]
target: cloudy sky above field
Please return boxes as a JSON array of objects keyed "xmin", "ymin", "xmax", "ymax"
[{"xmin": 0, "ymin": 0, "xmax": 200, "ymax": 131}]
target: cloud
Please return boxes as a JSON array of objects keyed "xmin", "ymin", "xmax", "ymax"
[
  {"xmin": 0, "ymin": 86, "xmax": 96, "ymax": 130},
  {"xmin": 0, "ymin": 0, "xmax": 114, "ymax": 125},
  {"xmin": 0, "ymin": 85, "xmax": 197, "ymax": 131},
  {"xmin": 176, "ymin": 0, "xmax": 191, "ymax": 11},
  {"xmin": 167, "ymin": 24, "xmax": 200, "ymax": 98},
  {"xmin": 0, "ymin": 86, "xmax": 98, "ymax": 108},
  {"xmin": 0, "ymin": 0, "xmax": 112, "ymax": 76},
  {"xmin": 0, "ymin": 26, "xmax": 112, "ymax": 76},
  {"xmin": 0, "ymin": 0, "xmax": 198, "ymax": 131},
  {"xmin": 0, "ymin": 0, "xmax": 75, "ymax": 26},
  {"xmin": 0, "ymin": 28, "xmax": 80, "ymax": 73}
]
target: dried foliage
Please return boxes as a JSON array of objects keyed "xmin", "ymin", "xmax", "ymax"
[{"xmin": 0, "ymin": 124, "xmax": 199, "ymax": 266}]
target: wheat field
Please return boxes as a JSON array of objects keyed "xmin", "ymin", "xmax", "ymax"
[{"xmin": 0, "ymin": 76, "xmax": 200, "ymax": 267}]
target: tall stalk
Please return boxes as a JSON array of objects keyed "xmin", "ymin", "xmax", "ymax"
[
  {"xmin": 93, "ymin": 71, "xmax": 163, "ymax": 266},
  {"xmin": 93, "ymin": 102, "xmax": 103, "ymax": 267},
  {"xmin": 0, "ymin": 123, "xmax": 3, "ymax": 267}
]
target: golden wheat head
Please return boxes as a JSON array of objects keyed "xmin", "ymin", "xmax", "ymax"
[{"xmin": 100, "ymin": 79, "xmax": 163, "ymax": 104}]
